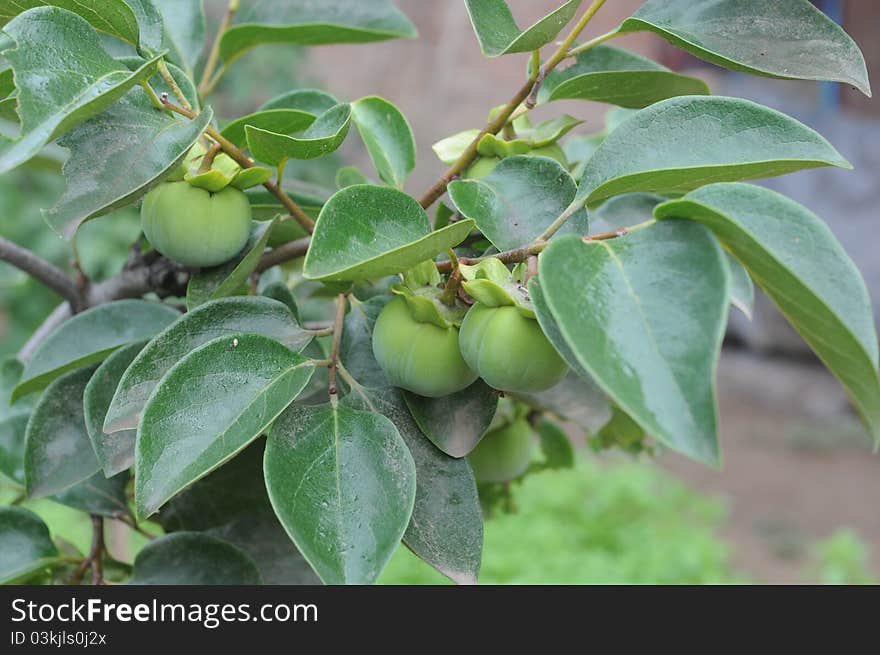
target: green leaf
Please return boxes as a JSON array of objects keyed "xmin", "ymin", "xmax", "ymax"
[
  {"xmin": 304, "ymin": 185, "xmax": 474, "ymax": 282},
  {"xmin": 83, "ymin": 341, "xmax": 145, "ymax": 477},
  {"xmin": 0, "ymin": 357, "xmax": 35, "ymax": 483},
  {"xmin": 536, "ymin": 417, "xmax": 574, "ymax": 469},
  {"xmin": 339, "ymin": 295, "xmax": 391, "ymax": 389},
  {"xmin": 52, "ymin": 470, "xmax": 130, "ymax": 517},
  {"xmin": 105, "ymin": 297, "xmax": 310, "ymax": 435},
  {"xmin": 45, "ymin": 80, "xmax": 212, "ymax": 238},
  {"xmin": 576, "ymin": 95, "xmax": 851, "ymax": 206},
  {"xmin": 403, "ymin": 381, "xmax": 498, "ymax": 458},
  {"xmin": 619, "ymin": 0, "xmax": 871, "ymax": 96},
  {"xmin": 346, "ymin": 388, "xmax": 482, "ymax": 585},
  {"xmin": 14, "ymin": 300, "xmax": 179, "ymax": 401},
  {"xmin": 588, "ymin": 192, "xmax": 664, "ymax": 233},
  {"xmin": 464, "ymin": 0, "xmax": 583, "ymax": 57},
  {"xmin": 159, "ymin": 440, "xmax": 319, "ymax": 584},
  {"xmin": 135, "ymin": 333, "xmax": 315, "ymax": 518},
  {"xmin": 432, "ymin": 129, "xmax": 480, "ymax": 166},
  {"xmin": 221, "ymin": 109, "xmax": 317, "ymax": 148},
  {"xmin": 0, "ymin": 1, "xmax": 140, "ymax": 44},
  {"xmin": 260, "ymin": 282, "xmax": 300, "ymax": 322},
  {"xmin": 246, "ymin": 103, "xmax": 352, "ymax": 165},
  {"xmin": 150, "ymin": 0, "xmax": 205, "ymax": 77},
  {"xmin": 265, "ymin": 402, "xmax": 416, "ymax": 585},
  {"xmin": 259, "ymin": 88, "xmax": 339, "ymax": 114},
  {"xmin": 0, "ymin": 67, "xmax": 13, "ymax": 97},
  {"xmin": 24, "ymin": 366, "xmax": 100, "ymax": 497},
  {"xmin": 655, "ymin": 183, "xmax": 880, "ymax": 443},
  {"xmin": 186, "ymin": 218, "xmax": 277, "ymax": 310},
  {"xmin": 351, "ymin": 96, "xmax": 416, "ymax": 189},
  {"xmin": 0, "ymin": 507, "xmax": 60, "ymax": 584},
  {"xmin": 130, "ymin": 532, "xmax": 261, "ymax": 585},
  {"xmin": 726, "ymin": 253, "xmax": 754, "ymax": 320},
  {"xmin": 538, "ymin": 44, "xmax": 709, "ymax": 108},
  {"xmin": 449, "ymin": 155, "xmax": 587, "ymax": 251},
  {"xmin": 522, "ymin": 282, "xmax": 611, "ymax": 433},
  {"xmin": 335, "ymin": 165, "xmax": 371, "ymax": 189},
  {"xmin": 0, "ymin": 7, "xmax": 161, "ymax": 174},
  {"xmin": 219, "ymin": 0, "xmax": 417, "ymax": 64},
  {"xmin": 538, "ymin": 221, "xmax": 729, "ymax": 464},
  {"xmin": 591, "ymin": 404, "xmax": 646, "ymax": 453}
]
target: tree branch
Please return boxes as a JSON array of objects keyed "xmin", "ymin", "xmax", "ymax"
[
  {"xmin": 254, "ymin": 235, "xmax": 310, "ymax": 273},
  {"xmin": 417, "ymin": 0, "xmax": 608, "ymax": 210},
  {"xmin": 0, "ymin": 236, "xmax": 83, "ymax": 310}
]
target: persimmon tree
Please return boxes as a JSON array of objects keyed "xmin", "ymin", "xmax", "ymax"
[{"xmin": 0, "ymin": 0, "xmax": 877, "ymax": 585}]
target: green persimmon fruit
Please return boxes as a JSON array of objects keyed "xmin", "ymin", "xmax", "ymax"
[
  {"xmin": 462, "ymin": 156, "xmax": 500, "ymax": 179},
  {"xmin": 529, "ymin": 143, "xmax": 568, "ymax": 168},
  {"xmin": 468, "ymin": 418, "xmax": 534, "ymax": 483},
  {"xmin": 459, "ymin": 303, "xmax": 568, "ymax": 393},
  {"xmin": 372, "ymin": 297, "xmax": 478, "ymax": 398},
  {"xmin": 141, "ymin": 182, "xmax": 252, "ymax": 268}
]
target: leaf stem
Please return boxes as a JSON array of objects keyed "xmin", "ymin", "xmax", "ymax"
[
  {"xmin": 328, "ymin": 294, "xmax": 347, "ymax": 402},
  {"xmin": 417, "ymin": 0, "xmax": 607, "ymax": 209},
  {"xmin": 199, "ymin": 142, "xmax": 222, "ymax": 173},
  {"xmin": 160, "ymin": 95, "xmax": 315, "ymax": 233},
  {"xmin": 199, "ymin": 0, "xmax": 240, "ymax": 97},
  {"xmin": 140, "ymin": 80, "xmax": 166, "ymax": 110},
  {"xmin": 565, "ymin": 27, "xmax": 620, "ymax": 58},
  {"xmin": 0, "ymin": 236, "xmax": 84, "ymax": 310},
  {"xmin": 157, "ymin": 60, "xmax": 191, "ymax": 111},
  {"xmin": 534, "ymin": 198, "xmax": 585, "ymax": 242}
]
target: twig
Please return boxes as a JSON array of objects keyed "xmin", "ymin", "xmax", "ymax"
[
  {"xmin": 0, "ymin": 236, "xmax": 83, "ymax": 310},
  {"xmin": 565, "ymin": 27, "xmax": 620, "ymax": 59},
  {"xmin": 199, "ymin": 142, "xmax": 222, "ymax": 173},
  {"xmin": 160, "ymin": 95, "xmax": 316, "ymax": 233},
  {"xmin": 418, "ymin": 0, "xmax": 608, "ymax": 210},
  {"xmin": 254, "ymin": 236, "xmax": 311, "ymax": 273},
  {"xmin": 199, "ymin": 0, "xmax": 240, "ymax": 97},
  {"xmin": 70, "ymin": 515, "xmax": 105, "ymax": 585},
  {"xmin": 328, "ymin": 294, "xmax": 347, "ymax": 402},
  {"xmin": 157, "ymin": 60, "xmax": 192, "ymax": 111}
]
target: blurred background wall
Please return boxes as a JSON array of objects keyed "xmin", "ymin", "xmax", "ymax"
[{"xmin": 1, "ymin": 0, "xmax": 878, "ymax": 583}]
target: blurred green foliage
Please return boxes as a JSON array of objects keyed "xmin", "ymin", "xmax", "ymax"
[
  {"xmin": 382, "ymin": 455, "xmax": 744, "ymax": 584},
  {"xmin": 807, "ymin": 530, "xmax": 876, "ymax": 585}
]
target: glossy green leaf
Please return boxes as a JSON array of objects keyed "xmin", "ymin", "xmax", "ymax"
[
  {"xmin": 432, "ymin": 129, "xmax": 479, "ymax": 166},
  {"xmin": 24, "ymin": 366, "xmax": 100, "ymax": 497},
  {"xmin": 186, "ymin": 218, "xmax": 278, "ymax": 310},
  {"xmin": 221, "ymin": 109, "xmax": 317, "ymax": 148},
  {"xmin": 246, "ymin": 103, "xmax": 351, "ymax": 165},
  {"xmin": 538, "ymin": 221, "xmax": 729, "ymax": 464},
  {"xmin": 351, "ymin": 96, "xmax": 416, "ymax": 189},
  {"xmin": 52, "ymin": 470, "xmax": 129, "ymax": 517},
  {"xmin": 259, "ymin": 88, "xmax": 339, "ymax": 114},
  {"xmin": 449, "ymin": 155, "xmax": 587, "ymax": 251},
  {"xmin": 219, "ymin": 0, "xmax": 417, "ymax": 64},
  {"xmin": 0, "ymin": 357, "xmax": 35, "ymax": 483},
  {"xmin": 159, "ymin": 440, "xmax": 319, "ymax": 584},
  {"xmin": 265, "ymin": 402, "xmax": 416, "ymax": 585},
  {"xmin": 14, "ymin": 300, "xmax": 179, "ymax": 401},
  {"xmin": 105, "ymin": 297, "xmax": 310, "ymax": 435},
  {"xmin": 403, "ymin": 381, "xmax": 498, "ymax": 458},
  {"xmin": 576, "ymin": 96, "xmax": 851, "ymax": 206},
  {"xmin": 131, "ymin": 532, "xmax": 261, "ymax": 585},
  {"xmin": 135, "ymin": 333, "xmax": 315, "ymax": 518},
  {"xmin": 655, "ymin": 183, "xmax": 880, "ymax": 443},
  {"xmin": 465, "ymin": 0, "xmax": 582, "ymax": 57},
  {"xmin": 305, "ymin": 185, "xmax": 473, "ymax": 281},
  {"xmin": 0, "ymin": 7, "xmax": 161, "ymax": 173},
  {"xmin": 339, "ymin": 295, "xmax": 390, "ymax": 389},
  {"xmin": 45, "ymin": 77, "xmax": 212, "ymax": 238},
  {"xmin": 539, "ymin": 44, "xmax": 709, "ymax": 107},
  {"xmin": 726, "ymin": 253, "xmax": 754, "ymax": 320},
  {"xmin": 150, "ymin": 0, "xmax": 205, "ymax": 77},
  {"xmin": 346, "ymin": 388, "xmax": 482, "ymax": 584},
  {"xmin": 83, "ymin": 341, "xmax": 145, "ymax": 477},
  {"xmin": 0, "ymin": 1, "xmax": 139, "ymax": 44},
  {"xmin": 619, "ymin": 0, "xmax": 871, "ymax": 96},
  {"xmin": 0, "ymin": 507, "xmax": 60, "ymax": 584}
]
